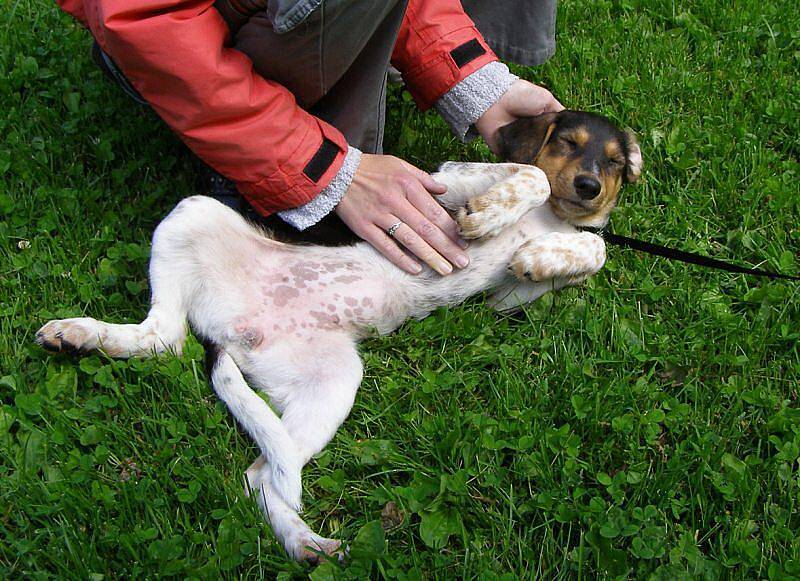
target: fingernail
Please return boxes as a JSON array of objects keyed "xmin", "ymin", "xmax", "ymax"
[
  {"xmin": 455, "ymin": 254, "xmax": 469, "ymax": 269},
  {"xmin": 437, "ymin": 262, "xmax": 453, "ymax": 275},
  {"xmin": 457, "ymin": 238, "xmax": 469, "ymax": 249},
  {"xmin": 409, "ymin": 262, "xmax": 423, "ymax": 274}
]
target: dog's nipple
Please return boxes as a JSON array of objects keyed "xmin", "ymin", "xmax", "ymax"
[{"xmin": 240, "ymin": 327, "xmax": 264, "ymax": 348}]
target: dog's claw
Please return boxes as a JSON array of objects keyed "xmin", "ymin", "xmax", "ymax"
[
  {"xmin": 36, "ymin": 328, "xmax": 62, "ymax": 352},
  {"xmin": 38, "ymin": 339, "xmax": 60, "ymax": 353}
]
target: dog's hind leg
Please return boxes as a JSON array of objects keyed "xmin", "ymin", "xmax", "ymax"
[
  {"xmin": 36, "ymin": 313, "xmax": 184, "ymax": 357},
  {"xmin": 207, "ymin": 346, "xmax": 304, "ymax": 512},
  {"xmin": 245, "ymin": 457, "xmax": 344, "ymax": 564},
  {"xmin": 279, "ymin": 337, "xmax": 362, "ymax": 466},
  {"xmin": 35, "ymin": 265, "xmax": 188, "ymax": 357},
  {"xmin": 242, "ymin": 332, "xmax": 362, "ymax": 561},
  {"xmin": 244, "ymin": 332, "xmax": 363, "ymax": 467},
  {"xmin": 33, "ymin": 198, "xmax": 236, "ymax": 357},
  {"xmin": 36, "ymin": 213, "xmax": 191, "ymax": 357}
]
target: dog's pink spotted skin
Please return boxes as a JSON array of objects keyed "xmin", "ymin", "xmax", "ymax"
[
  {"xmin": 252, "ymin": 259, "xmax": 381, "ymax": 335},
  {"xmin": 239, "ymin": 259, "xmax": 369, "ymax": 342},
  {"xmin": 223, "ymin": 253, "xmax": 398, "ymax": 356},
  {"xmin": 35, "ymin": 162, "xmax": 619, "ymax": 562}
]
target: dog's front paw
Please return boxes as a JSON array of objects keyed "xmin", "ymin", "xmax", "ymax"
[
  {"xmin": 457, "ymin": 196, "xmax": 510, "ymax": 239},
  {"xmin": 457, "ymin": 168, "xmax": 550, "ymax": 239},
  {"xmin": 36, "ymin": 318, "xmax": 100, "ymax": 354},
  {"xmin": 510, "ymin": 233, "xmax": 606, "ymax": 283}
]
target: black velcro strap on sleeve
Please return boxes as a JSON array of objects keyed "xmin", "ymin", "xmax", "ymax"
[
  {"xmin": 450, "ymin": 39, "xmax": 486, "ymax": 68},
  {"xmin": 303, "ymin": 138, "xmax": 340, "ymax": 182}
]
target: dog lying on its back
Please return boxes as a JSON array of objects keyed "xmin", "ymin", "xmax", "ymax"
[{"xmin": 37, "ymin": 111, "xmax": 641, "ymax": 562}]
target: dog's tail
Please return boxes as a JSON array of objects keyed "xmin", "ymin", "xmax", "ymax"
[{"xmin": 205, "ymin": 341, "xmax": 303, "ymax": 511}]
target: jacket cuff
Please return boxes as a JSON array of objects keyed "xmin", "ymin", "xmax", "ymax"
[
  {"xmin": 277, "ymin": 146, "xmax": 362, "ymax": 231},
  {"xmin": 398, "ymin": 33, "xmax": 499, "ymax": 111},
  {"xmin": 435, "ymin": 61, "xmax": 518, "ymax": 141},
  {"xmin": 238, "ymin": 119, "xmax": 349, "ymax": 216}
]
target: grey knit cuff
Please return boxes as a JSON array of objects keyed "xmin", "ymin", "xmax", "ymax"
[
  {"xmin": 278, "ymin": 146, "xmax": 362, "ymax": 231},
  {"xmin": 435, "ymin": 61, "xmax": 518, "ymax": 142}
]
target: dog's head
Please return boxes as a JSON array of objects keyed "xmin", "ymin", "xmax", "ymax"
[{"xmin": 497, "ymin": 110, "xmax": 642, "ymax": 228}]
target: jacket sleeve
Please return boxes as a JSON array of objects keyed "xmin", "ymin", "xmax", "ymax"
[
  {"xmin": 59, "ymin": 0, "xmax": 348, "ymax": 216},
  {"xmin": 391, "ymin": 0, "xmax": 500, "ymax": 111}
]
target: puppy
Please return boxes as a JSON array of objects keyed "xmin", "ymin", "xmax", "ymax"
[{"xmin": 37, "ymin": 111, "xmax": 641, "ymax": 562}]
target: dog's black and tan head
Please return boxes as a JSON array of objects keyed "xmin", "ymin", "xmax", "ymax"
[{"xmin": 497, "ymin": 110, "xmax": 642, "ymax": 228}]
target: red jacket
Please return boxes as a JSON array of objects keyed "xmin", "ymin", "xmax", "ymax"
[{"xmin": 57, "ymin": 0, "xmax": 498, "ymax": 216}]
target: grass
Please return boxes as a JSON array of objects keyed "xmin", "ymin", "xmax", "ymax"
[{"xmin": 1, "ymin": 0, "xmax": 799, "ymax": 577}]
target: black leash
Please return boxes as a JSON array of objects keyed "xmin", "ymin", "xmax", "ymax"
[{"xmin": 583, "ymin": 228, "xmax": 800, "ymax": 282}]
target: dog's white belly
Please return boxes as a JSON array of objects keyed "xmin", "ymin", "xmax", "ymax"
[{"xmin": 188, "ymin": 200, "xmax": 577, "ymax": 357}]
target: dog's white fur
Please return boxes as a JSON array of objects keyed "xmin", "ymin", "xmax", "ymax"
[{"xmin": 37, "ymin": 162, "xmax": 608, "ymax": 561}]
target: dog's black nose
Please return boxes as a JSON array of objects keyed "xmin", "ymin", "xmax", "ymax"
[{"xmin": 574, "ymin": 175, "xmax": 602, "ymax": 200}]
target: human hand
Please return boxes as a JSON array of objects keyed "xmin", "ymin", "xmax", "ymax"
[
  {"xmin": 475, "ymin": 79, "xmax": 564, "ymax": 155},
  {"xmin": 335, "ymin": 154, "xmax": 469, "ymax": 275}
]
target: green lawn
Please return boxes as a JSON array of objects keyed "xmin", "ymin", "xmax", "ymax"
[{"xmin": 2, "ymin": 0, "xmax": 799, "ymax": 578}]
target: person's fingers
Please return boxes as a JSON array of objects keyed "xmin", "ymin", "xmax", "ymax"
[
  {"xmin": 547, "ymin": 93, "xmax": 565, "ymax": 113},
  {"xmin": 404, "ymin": 185, "xmax": 470, "ymax": 259},
  {"xmin": 381, "ymin": 217, "xmax": 453, "ymax": 276},
  {"xmin": 335, "ymin": 154, "xmax": 472, "ymax": 276},
  {"xmin": 399, "ymin": 160, "xmax": 448, "ymax": 194},
  {"xmin": 417, "ymin": 171, "xmax": 448, "ymax": 194},
  {"xmin": 520, "ymin": 94, "xmax": 560, "ymax": 116},
  {"xmin": 508, "ymin": 82, "xmax": 564, "ymax": 116},
  {"xmin": 393, "ymin": 164, "xmax": 465, "ymax": 248},
  {"xmin": 361, "ymin": 224, "xmax": 422, "ymax": 275}
]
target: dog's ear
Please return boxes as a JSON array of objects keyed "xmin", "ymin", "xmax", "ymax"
[
  {"xmin": 497, "ymin": 112, "xmax": 560, "ymax": 164},
  {"xmin": 624, "ymin": 130, "xmax": 643, "ymax": 183}
]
